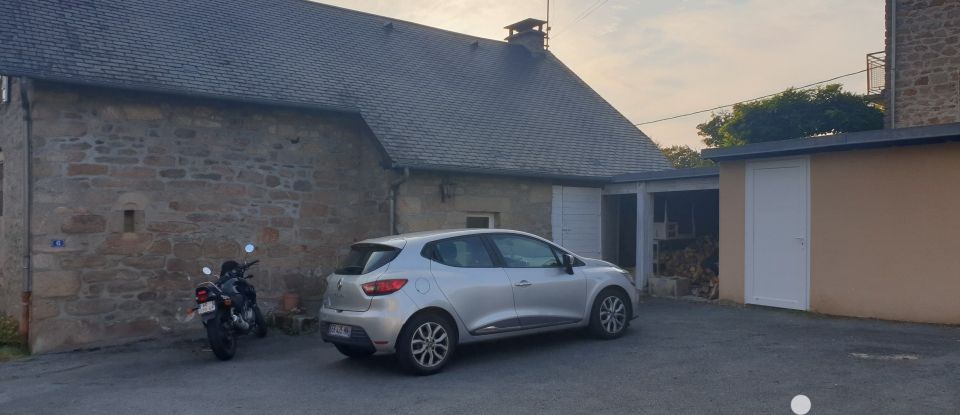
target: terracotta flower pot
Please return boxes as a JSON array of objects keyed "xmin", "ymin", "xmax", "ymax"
[{"xmin": 282, "ymin": 293, "xmax": 301, "ymax": 312}]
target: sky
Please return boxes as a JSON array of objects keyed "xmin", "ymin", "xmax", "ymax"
[{"xmin": 317, "ymin": 0, "xmax": 885, "ymax": 149}]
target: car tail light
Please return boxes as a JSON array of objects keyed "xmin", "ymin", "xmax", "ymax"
[
  {"xmin": 196, "ymin": 289, "xmax": 208, "ymax": 303},
  {"xmin": 361, "ymin": 279, "xmax": 408, "ymax": 296}
]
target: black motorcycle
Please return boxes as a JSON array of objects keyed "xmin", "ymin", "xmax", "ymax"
[{"xmin": 194, "ymin": 243, "xmax": 268, "ymax": 360}]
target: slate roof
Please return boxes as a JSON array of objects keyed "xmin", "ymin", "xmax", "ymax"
[{"xmin": 0, "ymin": 0, "xmax": 670, "ymax": 179}]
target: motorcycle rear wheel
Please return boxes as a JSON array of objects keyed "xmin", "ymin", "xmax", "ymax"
[
  {"xmin": 206, "ymin": 318, "xmax": 237, "ymax": 361},
  {"xmin": 253, "ymin": 306, "xmax": 268, "ymax": 338}
]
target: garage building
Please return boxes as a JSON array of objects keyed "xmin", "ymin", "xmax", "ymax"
[{"xmin": 703, "ymin": 123, "xmax": 960, "ymax": 324}]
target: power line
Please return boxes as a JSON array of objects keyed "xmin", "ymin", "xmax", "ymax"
[
  {"xmin": 634, "ymin": 68, "xmax": 869, "ymax": 125},
  {"xmin": 551, "ymin": 0, "xmax": 610, "ymax": 38}
]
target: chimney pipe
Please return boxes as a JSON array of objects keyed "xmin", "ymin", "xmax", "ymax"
[{"xmin": 504, "ymin": 18, "xmax": 548, "ymax": 53}]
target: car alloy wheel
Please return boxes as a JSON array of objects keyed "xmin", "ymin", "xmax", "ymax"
[
  {"xmin": 410, "ymin": 322, "xmax": 449, "ymax": 368},
  {"xmin": 599, "ymin": 295, "xmax": 626, "ymax": 335}
]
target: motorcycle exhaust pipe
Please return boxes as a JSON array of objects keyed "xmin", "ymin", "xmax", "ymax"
[{"xmin": 231, "ymin": 314, "xmax": 250, "ymax": 331}]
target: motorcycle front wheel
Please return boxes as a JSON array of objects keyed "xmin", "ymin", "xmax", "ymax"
[{"xmin": 206, "ymin": 317, "xmax": 237, "ymax": 361}]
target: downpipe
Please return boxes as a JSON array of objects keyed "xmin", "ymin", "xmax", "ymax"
[
  {"xmin": 18, "ymin": 78, "xmax": 33, "ymax": 346},
  {"xmin": 19, "ymin": 292, "xmax": 29, "ymax": 342},
  {"xmin": 388, "ymin": 167, "xmax": 410, "ymax": 235},
  {"xmin": 889, "ymin": 0, "xmax": 897, "ymax": 128}
]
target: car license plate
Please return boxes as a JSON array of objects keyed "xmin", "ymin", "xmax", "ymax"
[
  {"xmin": 198, "ymin": 301, "xmax": 216, "ymax": 314},
  {"xmin": 328, "ymin": 324, "xmax": 352, "ymax": 338}
]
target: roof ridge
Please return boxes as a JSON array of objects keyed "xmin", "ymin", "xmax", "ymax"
[{"xmin": 292, "ymin": 0, "xmax": 514, "ymax": 47}]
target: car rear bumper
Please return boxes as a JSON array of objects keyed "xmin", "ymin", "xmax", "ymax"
[
  {"xmin": 319, "ymin": 322, "xmax": 376, "ymax": 352},
  {"xmin": 319, "ymin": 292, "xmax": 415, "ymax": 353}
]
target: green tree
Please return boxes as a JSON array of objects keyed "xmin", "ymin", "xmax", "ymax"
[
  {"xmin": 659, "ymin": 144, "xmax": 714, "ymax": 169},
  {"xmin": 697, "ymin": 84, "xmax": 883, "ymax": 148}
]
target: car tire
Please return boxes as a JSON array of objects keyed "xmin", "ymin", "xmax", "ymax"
[
  {"xmin": 396, "ymin": 313, "xmax": 456, "ymax": 376},
  {"xmin": 588, "ymin": 288, "xmax": 631, "ymax": 339},
  {"xmin": 335, "ymin": 343, "xmax": 376, "ymax": 359}
]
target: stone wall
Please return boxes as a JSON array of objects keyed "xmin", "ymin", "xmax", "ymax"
[
  {"xmin": 888, "ymin": 0, "xmax": 960, "ymax": 127},
  {"xmin": 25, "ymin": 81, "xmax": 395, "ymax": 352},
  {"xmin": 0, "ymin": 77, "xmax": 28, "ymax": 321},
  {"xmin": 396, "ymin": 173, "xmax": 554, "ymax": 239}
]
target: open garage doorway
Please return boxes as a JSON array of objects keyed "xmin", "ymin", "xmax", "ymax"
[
  {"xmin": 603, "ymin": 168, "xmax": 720, "ymax": 298},
  {"xmin": 601, "ymin": 194, "xmax": 637, "ymax": 270},
  {"xmin": 651, "ymin": 190, "xmax": 719, "ymax": 299}
]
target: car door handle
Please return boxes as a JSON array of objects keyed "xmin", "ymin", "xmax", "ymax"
[{"xmin": 514, "ymin": 280, "xmax": 532, "ymax": 288}]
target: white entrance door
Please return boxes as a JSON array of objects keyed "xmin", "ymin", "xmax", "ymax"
[
  {"xmin": 552, "ymin": 186, "xmax": 602, "ymax": 259},
  {"xmin": 745, "ymin": 158, "xmax": 809, "ymax": 310}
]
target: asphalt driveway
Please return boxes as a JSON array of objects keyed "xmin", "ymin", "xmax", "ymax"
[{"xmin": 1, "ymin": 298, "xmax": 959, "ymax": 415}]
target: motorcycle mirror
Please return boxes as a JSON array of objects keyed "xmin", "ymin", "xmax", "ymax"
[
  {"xmin": 244, "ymin": 243, "xmax": 255, "ymax": 253},
  {"xmin": 202, "ymin": 267, "xmax": 212, "ymax": 276}
]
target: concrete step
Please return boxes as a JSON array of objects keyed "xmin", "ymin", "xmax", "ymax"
[{"xmin": 271, "ymin": 313, "xmax": 319, "ymax": 335}]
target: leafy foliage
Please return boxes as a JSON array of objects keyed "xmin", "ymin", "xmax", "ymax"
[
  {"xmin": 659, "ymin": 144, "xmax": 714, "ymax": 169},
  {"xmin": 0, "ymin": 315, "xmax": 20, "ymax": 346},
  {"xmin": 697, "ymin": 84, "xmax": 883, "ymax": 147},
  {"xmin": 0, "ymin": 315, "xmax": 27, "ymax": 361}
]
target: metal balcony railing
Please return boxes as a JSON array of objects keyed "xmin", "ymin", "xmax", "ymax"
[{"xmin": 867, "ymin": 51, "xmax": 886, "ymax": 95}]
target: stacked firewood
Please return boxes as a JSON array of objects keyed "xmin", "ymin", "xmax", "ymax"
[{"xmin": 658, "ymin": 236, "xmax": 719, "ymax": 299}]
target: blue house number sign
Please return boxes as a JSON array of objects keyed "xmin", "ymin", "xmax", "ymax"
[{"xmin": 51, "ymin": 239, "xmax": 65, "ymax": 248}]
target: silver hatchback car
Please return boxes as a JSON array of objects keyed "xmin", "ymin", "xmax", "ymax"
[{"xmin": 319, "ymin": 229, "xmax": 638, "ymax": 375}]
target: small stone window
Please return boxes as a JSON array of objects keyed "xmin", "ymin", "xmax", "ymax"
[
  {"xmin": 112, "ymin": 195, "xmax": 149, "ymax": 233},
  {"xmin": 465, "ymin": 213, "xmax": 496, "ymax": 229},
  {"xmin": 123, "ymin": 210, "xmax": 135, "ymax": 232},
  {"xmin": 122, "ymin": 209, "xmax": 143, "ymax": 233}
]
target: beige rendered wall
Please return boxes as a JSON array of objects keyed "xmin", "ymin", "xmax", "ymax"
[
  {"xmin": 395, "ymin": 173, "xmax": 554, "ymax": 239},
  {"xmin": 809, "ymin": 142, "xmax": 960, "ymax": 324},
  {"xmin": 717, "ymin": 161, "xmax": 745, "ymax": 304}
]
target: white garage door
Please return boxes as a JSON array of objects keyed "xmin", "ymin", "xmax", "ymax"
[
  {"xmin": 745, "ymin": 158, "xmax": 810, "ymax": 310},
  {"xmin": 551, "ymin": 186, "xmax": 602, "ymax": 259}
]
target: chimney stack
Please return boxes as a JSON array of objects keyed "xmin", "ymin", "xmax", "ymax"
[{"xmin": 504, "ymin": 18, "xmax": 547, "ymax": 53}]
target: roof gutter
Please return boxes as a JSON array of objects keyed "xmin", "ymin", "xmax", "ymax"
[
  {"xmin": 702, "ymin": 123, "xmax": 960, "ymax": 162},
  {"xmin": 390, "ymin": 163, "xmax": 613, "ymax": 183},
  {"xmin": 610, "ymin": 167, "xmax": 718, "ymax": 183},
  {"xmin": 0, "ymin": 71, "xmax": 360, "ymax": 116}
]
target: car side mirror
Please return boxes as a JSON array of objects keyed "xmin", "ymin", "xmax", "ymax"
[{"xmin": 562, "ymin": 253, "xmax": 575, "ymax": 275}]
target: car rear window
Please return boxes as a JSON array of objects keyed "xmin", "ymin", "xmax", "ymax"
[{"xmin": 336, "ymin": 243, "xmax": 401, "ymax": 275}]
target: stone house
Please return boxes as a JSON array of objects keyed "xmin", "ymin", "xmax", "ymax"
[
  {"xmin": 885, "ymin": 0, "xmax": 960, "ymax": 128},
  {"xmin": 0, "ymin": 1, "xmax": 669, "ymax": 352}
]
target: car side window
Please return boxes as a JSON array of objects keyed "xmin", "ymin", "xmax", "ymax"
[
  {"xmin": 429, "ymin": 236, "xmax": 495, "ymax": 268},
  {"xmin": 488, "ymin": 235, "xmax": 561, "ymax": 268}
]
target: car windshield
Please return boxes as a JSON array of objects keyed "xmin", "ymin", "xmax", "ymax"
[{"xmin": 335, "ymin": 243, "xmax": 400, "ymax": 275}]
